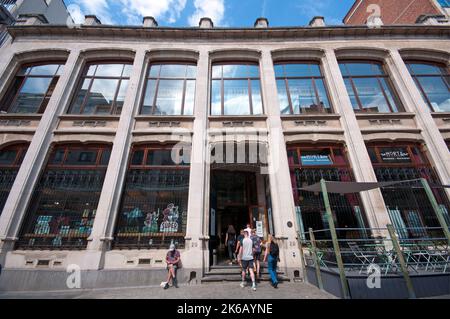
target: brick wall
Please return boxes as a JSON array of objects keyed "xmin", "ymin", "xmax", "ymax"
[{"xmin": 344, "ymin": 0, "xmax": 442, "ymax": 24}]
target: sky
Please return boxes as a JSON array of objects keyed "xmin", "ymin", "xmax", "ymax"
[{"xmin": 64, "ymin": 0, "xmax": 356, "ymax": 27}]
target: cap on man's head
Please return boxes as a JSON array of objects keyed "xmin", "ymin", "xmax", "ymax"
[{"xmin": 169, "ymin": 244, "xmax": 176, "ymax": 251}]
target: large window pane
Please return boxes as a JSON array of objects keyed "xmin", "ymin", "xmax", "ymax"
[
  {"xmin": 211, "ymin": 80, "xmax": 222, "ymax": 115},
  {"xmin": 315, "ymin": 79, "xmax": 331, "ymax": 111},
  {"xmin": 352, "ymin": 78, "xmax": 390, "ymax": 112},
  {"xmin": 69, "ymin": 63, "xmax": 131, "ymax": 115},
  {"xmin": 142, "ymin": 63, "xmax": 197, "ymax": 115},
  {"xmin": 83, "ymin": 79, "xmax": 119, "ymax": 114},
  {"xmin": 341, "ymin": 62, "xmax": 383, "ymax": 76},
  {"xmin": 141, "ymin": 80, "xmax": 157, "ymax": 115},
  {"xmin": 95, "ymin": 64, "xmax": 124, "ymax": 77},
  {"xmin": 277, "ymin": 80, "xmax": 290, "ymax": 114},
  {"xmin": 417, "ymin": 77, "xmax": 450, "ymax": 112},
  {"xmin": 29, "ymin": 64, "xmax": 60, "ymax": 76},
  {"xmin": 154, "ymin": 80, "xmax": 184, "ymax": 115},
  {"xmin": 160, "ymin": 64, "xmax": 187, "ymax": 78},
  {"xmin": 223, "ymin": 80, "xmax": 250, "ymax": 115},
  {"xmin": 344, "ymin": 79, "xmax": 359, "ymax": 110},
  {"xmin": 16, "ymin": 146, "xmax": 110, "ymax": 250},
  {"xmin": 184, "ymin": 80, "xmax": 195, "ymax": 115},
  {"xmin": 288, "ymin": 79, "xmax": 317, "ymax": 114},
  {"xmin": 251, "ymin": 80, "xmax": 263, "ymax": 115},
  {"xmin": 222, "ymin": 65, "xmax": 249, "ymax": 78},
  {"xmin": 114, "ymin": 80, "xmax": 129, "ymax": 114},
  {"xmin": 379, "ymin": 78, "xmax": 399, "ymax": 112},
  {"xmin": 11, "ymin": 77, "xmax": 52, "ymax": 113},
  {"xmin": 407, "ymin": 63, "xmax": 442, "ymax": 75}
]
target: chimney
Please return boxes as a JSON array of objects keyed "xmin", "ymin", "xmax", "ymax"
[
  {"xmin": 199, "ymin": 17, "xmax": 214, "ymax": 28},
  {"xmin": 309, "ymin": 16, "xmax": 325, "ymax": 27},
  {"xmin": 15, "ymin": 14, "xmax": 48, "ymax": 25},
  {"xmin": 143, "ymin": 16, "xmax": 158, "ymax": 27},
  {"xmin": 84, "ymin": 15, "xmax": 102, "ymax": 26},
  {"xmin": 254, "ymin": 17, "xmax": 269, "ymax": 28}
]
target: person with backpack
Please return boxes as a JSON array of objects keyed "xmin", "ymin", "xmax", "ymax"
[
  {"xmin": 251, "ymin": 228, "xmax": 262, "ymax": 281},
  {"xmin": 263, "ymin": 234, "xmax": 279, "ymax": 288}
]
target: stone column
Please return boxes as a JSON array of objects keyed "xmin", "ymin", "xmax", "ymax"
[
  {"xmin": 322, "ymin": 49, "xmax": 390, "ymax": 234},
  {"xmin": 183, "ymin": 49, "xmax": 209, "ymax": 276},
  {"xmin": 84, "ymin": 49, "xmax": 147, "ymax": 268},
  {"xmin": 260, "ymin": 49, "xmax": 301, "ymax": 276},
  {"xmin": 387, "ymin": 49, "xmax": 450, "ymax": 188},
  {"xmin": 0, "ymin": 49, "xmax": 82, "ymax": 263}
]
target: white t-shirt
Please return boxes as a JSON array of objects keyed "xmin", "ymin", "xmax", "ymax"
[{"xmin": 241, "ymin": 237, "xmax": 254, "ymax": 261}]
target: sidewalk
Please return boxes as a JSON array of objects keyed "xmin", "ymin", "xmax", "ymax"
[{"xmin": 0, "ymin": 282, "xmax": 336, "ymax": 299}]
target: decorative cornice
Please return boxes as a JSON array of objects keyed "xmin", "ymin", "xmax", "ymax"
[{"xmin": 6, "ymin": 24, "xmax": 450, "ymax": 42}]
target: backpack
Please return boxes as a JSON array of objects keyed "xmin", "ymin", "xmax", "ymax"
[
  {"xmin": 253, "ymin": 236, "xmax": 262, "ymax": 253},
  {"xmin": 270, "ymin": 242, "xmax": 279, "ymax": 258}
]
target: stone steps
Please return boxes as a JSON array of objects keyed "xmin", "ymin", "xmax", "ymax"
[{"xmin": 202, "ymin": 264, "xmax": 290, "ymax": 283}]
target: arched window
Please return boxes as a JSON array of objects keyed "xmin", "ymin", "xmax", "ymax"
[
  {"xmin": 405, "ymin": 61, "xmax": 449, "ymax": 112},
  {"xmin": 113, "ymin": 144, "xmax": 191, "ymax": 249},
  {"xmin": 211, "ymin": 63, "xmax": 263, "ymax": 116},
  {"xmin": 141, "ymin": 63, "xmax": 197, "ymax": 115},
  {"xmin": 68, "ymin": 62, "xmax": 132, "ymax": 115},
  {"xmin": 339, "ymin": 61, "xmax": 403, "ymax": 113},
  {"xmin": 0, "ymin": 63, "xmax": 65, "ymax": 114},
  {"xmin": 16, "ymin": 144, "xmax": 111, "ymax": 250},
  {"xmin": 0, "ymin": 143, "xmax": 28, "ymax": 214},
  {"xmin": 275, "ymin": 62, "xmax": 332, "ymax": 115}
]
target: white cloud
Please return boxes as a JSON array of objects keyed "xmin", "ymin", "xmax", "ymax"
[
  {"xmin": 66, "ymin": 4, "xmax": 85, "ymax": 24},
  {"xmin": 188, "ymin": 0, "xmax": 225, "ymax": 26},
  {"xmin": 75, "ymin": 0, "xmax": 114, "ymax": 24},
  {"xmin": 118, "ymin": 0, "xmax": 187, "ymax": 25}
]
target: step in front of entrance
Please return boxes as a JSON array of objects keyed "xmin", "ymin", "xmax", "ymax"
[{"xmin": 202, "ymin": 266, "xmax": 290, "ymax": 283}]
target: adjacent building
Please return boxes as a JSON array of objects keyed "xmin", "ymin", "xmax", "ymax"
[
  {"xmin": 344, "ymin": 0, "xmax": 450, "ymax": 25},
  {"xmin": 0, "ymin": 10, "xmax": 448, "ymax": 291}
]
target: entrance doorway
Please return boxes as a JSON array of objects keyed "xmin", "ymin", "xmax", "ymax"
[{"xmin": 209, "ymin": 168, "xmax": 272, "ymax": 265}]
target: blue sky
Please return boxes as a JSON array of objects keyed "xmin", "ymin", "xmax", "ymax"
[{"xmin": 64, "ymin": 0, "xmax": 355, "ymax": 27}]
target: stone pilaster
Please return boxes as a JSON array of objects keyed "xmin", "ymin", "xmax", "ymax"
[
  {"xmin": 85, "ymin": 49, "xmax": 148, "ymax": 268},
  {"xmin": 322, "ymin": 49, "xmax": 391, "ymax": 234},
  {"xmin": 183, "ymin": 49, "xmax": 209, "ymax": 274},
  {"xmin": 260, "ymin": 49, "xmax": 302, "ymax": 276},
  {"xmin": 0, "ymin": 49, "xmax": 82, "ymax": 264}
]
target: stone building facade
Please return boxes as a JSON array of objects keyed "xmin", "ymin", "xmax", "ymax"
[{"xmin": 0, "ymin": 15, "xmax": 448, "ymax": 291}]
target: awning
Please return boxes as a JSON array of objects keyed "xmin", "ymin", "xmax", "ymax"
[{"xmin": 299, "ymin": 179, "xmax": 450, "ymax": 194}]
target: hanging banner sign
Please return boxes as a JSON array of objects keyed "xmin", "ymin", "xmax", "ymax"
[
  {"xmin": 300, "ymin": 154, "xmax": 333, "ymax": 166},
  {"xmin": 379, "ymin": 148, "xmax": 411, "ymax": 163}
]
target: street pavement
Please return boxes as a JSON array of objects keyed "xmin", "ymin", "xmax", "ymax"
[{"xmin": 0, "ymin": 281, "xmax": 335, "ymax": 299}]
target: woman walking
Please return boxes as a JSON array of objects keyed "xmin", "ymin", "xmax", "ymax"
[
  {"xmin": 263, "ymin": 234, "xmax": 279, "ymax": 288},
  {"xmin": 225, "ymin": 225, "xmax": 237, "ymax": 265}
]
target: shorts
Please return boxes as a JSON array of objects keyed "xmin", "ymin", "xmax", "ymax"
[
  {"xmin": 241, "ymin": 259, "xmax": 254, "ymax": 270},
  {"xmin": 254, "ymin": 252, "xmax": 261, "ymax": 261}
]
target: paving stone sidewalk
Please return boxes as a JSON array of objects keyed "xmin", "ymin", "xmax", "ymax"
[{"xmin": 0, "ymin": 282, "xmax": 335, "ymax": 299}]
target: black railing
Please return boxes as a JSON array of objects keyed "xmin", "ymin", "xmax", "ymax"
[{"xmin": 0, "ymin": 168, "xmax": 18, "ymax": 215}]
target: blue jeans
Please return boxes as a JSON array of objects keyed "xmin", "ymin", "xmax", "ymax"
[{"xmin": 268, "ymin": 254, "xmax": 278, "ymax": 284}]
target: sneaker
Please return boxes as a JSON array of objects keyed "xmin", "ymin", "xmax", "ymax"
[
  {"xmin": 252, "ymin": 283, "xmax": 256, "ymax": 291},
  {"xmin": 163, "ymin": 283, "xmax": 169, "ymax": 290},
  {"xmin": 240, "ymin": 282, "xmax": 246, "ymax": 288},
  {"xmin": 273, "ymin": 282, "xmax": 278, "ymax": 289}
]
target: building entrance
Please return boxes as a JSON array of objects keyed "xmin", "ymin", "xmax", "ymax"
[{"xmin": 209, "ymin": 168, "xmax": 272, "ymax": 265}]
